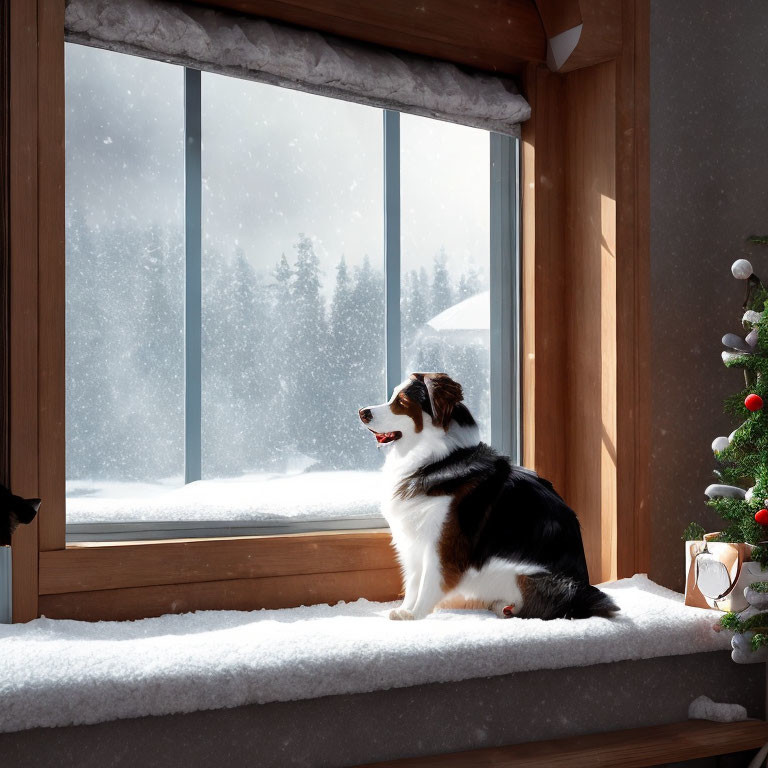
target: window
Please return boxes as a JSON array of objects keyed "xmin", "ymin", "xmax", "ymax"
[
  {"xmin": 64, "ymin": 46, "xmax": 187, "ymax": 530},
  {"xmin": 64, "ymin": 44, "xmax": 519, "ymax": 541},
  {"xmin": 401, "ymin": 114, "xmax": 492, "ymax": 442}
]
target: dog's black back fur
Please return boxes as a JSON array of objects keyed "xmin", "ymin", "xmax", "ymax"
[{"xmin": 398, "ymin": 442, "xmax": 618, "ymax": 620}]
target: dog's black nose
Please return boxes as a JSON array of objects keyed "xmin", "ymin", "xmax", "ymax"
[{"xmin": 359, "ymin": 408, "xmax": 372, "ymax": 424}]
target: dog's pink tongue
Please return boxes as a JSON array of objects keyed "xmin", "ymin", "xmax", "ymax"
[{"xmin": 376, "ymin": 432, "xmax": 391, "ymax": 444}]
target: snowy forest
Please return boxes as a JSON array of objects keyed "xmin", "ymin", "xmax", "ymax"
[{"xmin": 66, "ymin": 215, "xmax": 490, "ymax": 485}]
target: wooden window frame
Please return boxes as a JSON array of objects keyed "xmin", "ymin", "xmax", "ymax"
[{"xmin": 4, "ymin": 0, "xmax": 650, "ymax": 623}]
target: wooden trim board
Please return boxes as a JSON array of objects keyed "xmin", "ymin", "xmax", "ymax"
[
  {"xmin": 9, "ymin": 0, "xmax": 40, "ymax": 623},
  {"xmin": 615, "ymin": 0, "xmax": 650, "ymax": 578},
  {"xmin": 39, "ymin": 530, "xmax": 397, "ymax": 595},
  {"xmin": 359, "ymin": 719, "xmax": 768, "ymax": 768},
  {"xmin": 564, "ymin": 58, "xmax": 618, "ymax": 583},
  {"xmin": 520, "ymin": 63, "xmax": 567, "ymax": 496},
  {"xmin": 185, "ymin": 0, "xmax": 547, "ymax": 74},
  {"xmin": 0, "ymin": 0, "xmax": 9, "ymax": 492},
  {"xmin": 39, "ymin": 567, "xmax": 403, "ymax": 621},
  {"xmin": 37, "ymin": 0, "xmax": 66, "ymax": 553}
]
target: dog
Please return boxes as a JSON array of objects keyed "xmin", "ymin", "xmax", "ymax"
[{"xmin": 358, "ymin": 372, "xmax": 618, "ymax": 621}]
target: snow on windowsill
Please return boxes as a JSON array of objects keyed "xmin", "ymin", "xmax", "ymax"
[
  {"xmin": 66, "ymin": 470, "xmax": 386, "ymax": 525},
  {"xmin": 0, "ymin": 575, "xmax": 731, "ymax": 734}
]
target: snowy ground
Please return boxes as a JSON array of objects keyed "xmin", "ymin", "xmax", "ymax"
[{"xmin": 66, "ymin": 471, "xmax": 386, "ymax": 525}]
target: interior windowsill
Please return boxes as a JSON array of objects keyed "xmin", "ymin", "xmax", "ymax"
[{"xmin": 0, "ymin": 575, "xmax": 733, "ymax": 735}]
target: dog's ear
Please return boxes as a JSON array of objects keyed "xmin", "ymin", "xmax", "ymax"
[{"xmin": 422, "ymin": 373, "xmax": 463, "ymax": 429}]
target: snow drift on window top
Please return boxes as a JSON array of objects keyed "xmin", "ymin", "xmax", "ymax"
[{"xmin": 64, "ymin": 0, "xmax": 530, "ymax": 136}]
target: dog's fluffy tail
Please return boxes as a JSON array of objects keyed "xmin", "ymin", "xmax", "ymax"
[
  {"xmin": 517, "ymin": 574, "xmax": 619, "ymax": 620},
  {"xmin": 568, "ymin": 583, "xmax": 619, "ymax": 619}
]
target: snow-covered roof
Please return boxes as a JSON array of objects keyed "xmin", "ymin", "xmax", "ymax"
[{"xmin": 427, "ymin": 290, "xmax": 489, "ymax": 332}]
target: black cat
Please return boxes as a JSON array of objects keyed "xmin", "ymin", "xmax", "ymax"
[{"xmin": 0, "ymin": 484, "xmax": 41, "ymax": 546}]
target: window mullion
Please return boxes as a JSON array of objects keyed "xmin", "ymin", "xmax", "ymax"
[
  {"xmin": 184, "ymin": 68, "xmax": 202, "ymax": 483},
  {"xmin": 490, "ymin": 133, "xmax": 520, "ymax": 462},
  {"xmin": 383, "ymin": 110, "xmax": 401, "ymax": 397}
]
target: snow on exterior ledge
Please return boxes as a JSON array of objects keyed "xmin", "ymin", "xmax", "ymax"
[
  {"xmin": 0, "ymin": 575, "xmax": 730, "ymax": 734},
  {"xmin": 66, "ymin": 471, "xmax": 386, "ymax": 524}
]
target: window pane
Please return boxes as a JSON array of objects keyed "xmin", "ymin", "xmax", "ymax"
[
  {"xmin": 65, "ymin": 45, "xmax": 185, "ymax": 513},
  {"xmin": 201, "ymin": 74, "xmax": 385, "ymax": 481},
  {"xmin": 400, "ymin": 115, "xmax": 491, "ymax": 441}
]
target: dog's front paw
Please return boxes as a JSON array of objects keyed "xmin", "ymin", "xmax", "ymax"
[{"xmin": 389, "ymin": 608, "xmax": 414, "ymax": 621}]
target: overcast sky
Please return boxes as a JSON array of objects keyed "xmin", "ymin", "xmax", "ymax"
[{"xmin": 65, "ymin": 43, "xmax": 490, "ymax": 291}]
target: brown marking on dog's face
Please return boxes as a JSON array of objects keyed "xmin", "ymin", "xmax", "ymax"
[
  {"xmin": 410, "ymin": 372, "xmax": 464, "ymax": 431},
  {"xmin": 389, "ymin": 387, "xmax": 423, "ymax": 433},
  {"xmin": 437, "ymin": 485, "xmax": 476, "ymax": 592}
]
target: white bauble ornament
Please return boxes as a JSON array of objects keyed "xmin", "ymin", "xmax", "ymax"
[
  {"xmin": 712, "ymin": 436, "xmax": 730, "ymax": 453},
  {"xmin": 722, "ymin": 333, "xmax": 751, "ymax": 352},
  {"xmin": 732, "ymin": 259, "xmax": 754, "ymax": 279},
  {"xmin": 745, "ymin": 585, "xmax": 768, "ymax": 611},
  {"xmin": 705, "ymin": 483, "xmax": 747, "ymax": 499},
  {"xmin": 743, "ymin": 310, "xmax": 763, "ymax": 325},
  {"xmin": 731, "ymin": 632, "xmax": 768, "ymax": 664},
  {"xmin": 746, "ymin": 487, "xmax": 754, "ymax": 502}
]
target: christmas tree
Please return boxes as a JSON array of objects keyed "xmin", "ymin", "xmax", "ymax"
[{"xmin": 686, "ymin": 255, "xmax": 768, "ymax": 565}]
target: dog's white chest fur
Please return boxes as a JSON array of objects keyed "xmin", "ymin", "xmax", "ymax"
[{"xmin": 382, "ymin": 493, "xmax": 450, "ymax": 566}]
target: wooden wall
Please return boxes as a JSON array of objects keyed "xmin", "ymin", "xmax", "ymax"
[
  {"xmin": 564, "ymin": 60, "xmax": 618, "ymax": 581},
  {"xmin": 522, "ymin": 0, "xmax": 649, "ymax": 583}
]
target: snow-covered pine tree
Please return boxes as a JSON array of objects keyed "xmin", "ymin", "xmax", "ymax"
[
  {"xmin": 65, "ymin": 207, "xmax": 108, "ymax": 481},
  {"xmin": 457, "ymin": 268, "xmax": 482, "ymax": 301},
  {"xmin": 264, "ymin": 251, "xmax": 298, "ymax": 464},
  {"xmin": 287, "ymin": 234, "xmax": 332, "ymax": 464},
  {"xmin": 203, "ymin": 246, "xmax": 273, "ymax": 476},
  {"xmin": 328, "ymin": 255, "xmax": 365, "ymax": 469},
  {"xmin": 430, "ymin": 248, "xmax": 454, "ymax": 318},
  {"xmin": 330, "ymin": 256, "xmax": 353, "ymax": 354},
  {"xmin": 401, "ymin": 269, "xmax": 427, "ymax": 339},
  {"xmin": 131, "ymin": 223, "xmax": 184, "ymax": 479},
  {"xmin": 349, "ymin": 255, "xmax": 384, "ymax": 382}
]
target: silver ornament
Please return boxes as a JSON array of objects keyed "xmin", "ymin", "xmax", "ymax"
[{"xmin": 732, "ymin": 259, "xmax": 754, "ymax": 279}]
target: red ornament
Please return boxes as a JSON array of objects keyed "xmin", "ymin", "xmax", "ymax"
[
  {"xmin": 745, "ymin": 394, "xmax": 764, "ymax": 412},
  {"xmin": 756, "ymin": 509, "xmax": 768, "ymax": 525}
]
